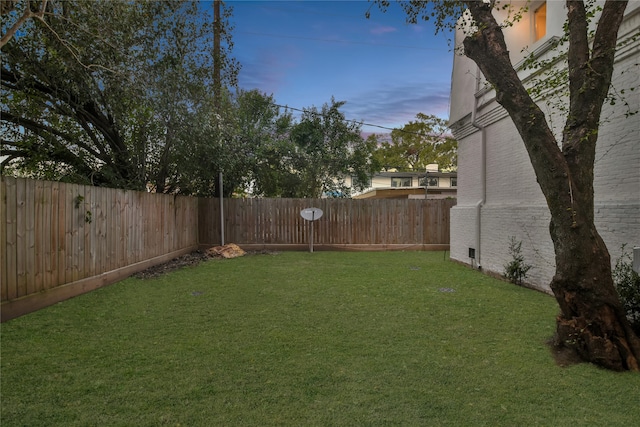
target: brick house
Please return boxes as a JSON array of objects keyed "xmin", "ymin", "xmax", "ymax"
[{"xmin": 448, "ymin": 1, "xmax": 640, "ymax": 291}]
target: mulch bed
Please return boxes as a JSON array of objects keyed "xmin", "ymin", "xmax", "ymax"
[{"xmin": 133, "ymin": 249, "xmax": 278, "ymax": 279}]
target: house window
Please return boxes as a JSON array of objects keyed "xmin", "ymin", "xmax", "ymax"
[
  {"xmin": 534, "ymin": 2, "xmax": 546, "ymax": 41},
  {"xmin": 419, "ymin": 176, "xmax": 439, "ymax": 187},
  {"xmin": 391, "ymin": 177, "xmax": 412, "ymax": 187},
  {"xmin": 451, "ymin": 177, "xmax": 457, "ymax": 187}
]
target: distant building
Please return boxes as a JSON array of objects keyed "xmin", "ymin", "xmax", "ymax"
[{"xmin": 349, "ymin": 165, "xmax": 457, "ymax": 200}]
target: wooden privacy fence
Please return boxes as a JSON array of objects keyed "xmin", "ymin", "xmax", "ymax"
[
  {"xmin": 1, "ymin": 177, "xmax": 455, "ymax": 320},
  {"xmin": 199, "ymin": 197, "xmax": 456, "ymax": 250},
  {"xmin": 1, "ymin": 176, "xmax": 199, "ymax": 321}
]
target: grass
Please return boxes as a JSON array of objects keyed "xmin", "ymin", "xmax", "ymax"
[{"xmin": 2, "ymin": 251, "xmax": 639, "ymax": 426}]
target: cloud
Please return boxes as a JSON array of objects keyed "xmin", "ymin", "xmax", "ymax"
[
  {"xmin": 342, "ymin": 83, "xmax": 451, "ymax": 133},
  {"xmin": 236, "ymin": 46, "xmax": 302, "ymax": 94},
  {"xmin": 370, "ymin": 25, "xmax": 398, "ymax": 35}
]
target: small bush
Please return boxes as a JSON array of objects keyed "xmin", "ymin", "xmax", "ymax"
[
  {"xmin": 613, "ymin": 245, "xmax": 640, "ymax": 334},
  {"xmin": 503, "ymin": 236, "xmax": 532, "ymax": 285}
]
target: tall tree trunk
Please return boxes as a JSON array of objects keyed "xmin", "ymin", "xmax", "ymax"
[{"xmin": 462, "ymin": 0, "xmax": 640, "ymax": 370}]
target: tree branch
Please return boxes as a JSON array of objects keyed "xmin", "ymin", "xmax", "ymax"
[
  {"xmin": 462, "ymin": 0, "xmax": 572, "ymax": 213},
  {"xmin": 2, "ymin": 66, "xmax": 126, "ymax": 162},
  {"xmin": 0, "ymin": 0, "xmax": 47, "ymax": 48},
  {"xmin": 565, "ymin": 0, "xmax": 590, "ymax": 117}
]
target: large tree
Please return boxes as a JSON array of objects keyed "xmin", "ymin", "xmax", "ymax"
[
  {"xmin": 286, "ymin": 100, "xmax": 378, "ymax": 198},
  {"xmin": 249, "ymin": 99, "xmax": 379, "ymax": 198},
  {"xmin": 1, "ymin": 0, "xmax": 238, "ymax": 192},
  {"xmin": 373, "ymin": 0, "xmax": 639, "ymax": 370},
  {"xmin": 373, "ymin": 113, "xmax": 457, "ymax": 171}
]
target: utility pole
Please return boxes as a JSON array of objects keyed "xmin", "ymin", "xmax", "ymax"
[
  {"xmin": 213, "ymin": 0, "xmax": 223, "ymax": 200},
  {"xmin": 213, "ymin": 0, "xmax": 222, "ymax": 110}
]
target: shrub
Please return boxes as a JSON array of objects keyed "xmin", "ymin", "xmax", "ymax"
[
  {"xmin": 503, "ymin": 236, "xmax": 532, "ymax": 285},
  {"xmin": 613, "ymin": 245, "xmax": 640, "ymax": 334}
]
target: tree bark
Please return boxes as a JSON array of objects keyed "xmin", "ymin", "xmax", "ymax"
[{"xmin": 462, "ymin": 0, "xmax": 639, "ymax": 370}]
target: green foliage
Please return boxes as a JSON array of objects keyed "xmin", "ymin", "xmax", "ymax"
[
  {"xmin": 613, "ymin": 245, "xmax": 640, "ymax": 334},
  {"xmin": 1, "ymin": 3, "xmax": 375, "ymax": 198},
  {"xmin": 518, "ymin": 0, "xmax": 638, "ymax": 122},
  {"xmin": 1, "ymin": 0, "xmax": 238, "ymax": 192},
  {"xmin": 169, "ymin": 89, "xmax": 291, "ymax": 197},
  {"xmin": 504, "ymin": 236, "xmax": 532, "ymax": 285},
  {"xmin": 369, "ymin": 1, "xmax": 528, "ymax": 35},
  {"xmin": 372, "ymin": 113, "xmax": 457, "ymax": 172},
  {"xmin": 250, "ymin": 99, "xmax": 379, "ymax": 198}
]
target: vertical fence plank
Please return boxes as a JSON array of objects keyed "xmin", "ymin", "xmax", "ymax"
[
  {"xmin": 85, "ymin": 184, "xmax": 94, "ymax": 279},
  {"xmin": 65, "ymin": 183, "xmax": 74, "ymax": 284},
  {"xmin": 71, "ymin": 183, "xmax": 81, "ymax": 282},
  {"xmin": 111, "ymin": 188, "xmax": 120, "ymax": 271},
  {"xmin": 44, "ymin": 181, "xmax": 56, "ymax": 291},
  {"xmin": 14, "ymin": 179, "xmax": 26, "ymax": 298},
  {"xmin": 56, "ymin": 182, "xmax": 66, "ymax": 288},
  {"xmin": 1, "ymin": 178, "xmax": 7, "ymax": 301},
  {"xmin": 2, "ymin": 177, "xmax": 17, "ymax": 301},
  {"xmin": 33, "ymin": 179, "xmax": 44, "ymax": 292},
  {"xmin": 127, "ymin": 190, "xmax": 135, "ymax": 264},
  {"xmin": 24, "ymin": 179, "xmax": 36, "ymax": 296}
]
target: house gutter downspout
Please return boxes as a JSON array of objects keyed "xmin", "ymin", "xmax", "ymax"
[{"xmin": 471, "ymin": 65, "xmax": 486, "ymax": 270}]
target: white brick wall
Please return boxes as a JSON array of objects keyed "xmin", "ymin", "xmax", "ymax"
[
  {"xmin": 449, "ymin": 7, "xmax": 640, "ymax": 290},
  {"xmin": 450, "ymin": 206, "xmax": 479, "ymax": 263}
]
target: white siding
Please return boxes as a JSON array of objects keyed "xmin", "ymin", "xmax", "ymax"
[{"xmin": 449, "ymin": 2, "xmax": 640, "ymax": 290}]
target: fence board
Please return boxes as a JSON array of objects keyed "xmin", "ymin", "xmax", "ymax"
[
  {"xmin": 25, "ymin": 179, "xmax": 36, "ymax": 296},
  {"xmin": 2, "ymin": 177, "xmax": 17, "ymax": 300},
  {"xmin": 64, "ymin": 183, "xmax": 74, "ymax": 285},
  {"xmin": 56, "ymin": 182, "xmax": 66, "ymax": 288},
  {"xmin": 15, "ymin": 178, "xmax": 27, "ymax": 298},
  {"xmin": 0, "ymin": 178, "xmax": 6, "ymax": 301}
]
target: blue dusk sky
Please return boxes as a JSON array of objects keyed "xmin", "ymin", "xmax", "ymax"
[{"xmin": 222, "ymin": 0, "xmax": 454, "ymax": 134}]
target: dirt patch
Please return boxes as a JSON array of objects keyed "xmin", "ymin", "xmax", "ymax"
[
  {"xmin": 133, "ymin": 250, "xmax": 211, "ymax": 279},
  {"xmin": 546, "ymin": 336, "xmax": 584, "ymax": 367},
  {"xmin": 133, "ymin": 248, "xmax": 279, "ymax": 279}
]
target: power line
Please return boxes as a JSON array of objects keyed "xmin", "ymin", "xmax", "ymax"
[
  {"xmin": 269, "ymin": 102, "xmax": 447, "ymax": 138},
  {"xmin": 271, "ymin": 102, "xmax": 398, "ymax": 133}
]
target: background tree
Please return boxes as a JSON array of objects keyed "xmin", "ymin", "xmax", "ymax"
[
  {"xmin": 143, "ymin": 88, "xmax": 291, "ymax": 198},
  {"xmin": 285, "ymin": 100, "xmax": 378, "ymax": 198},
  {"xmin": 372, "ymin": 0, "xmax": 639, "ymax": 370},
  {"xmin": 246, "ymin": 99, "xmax": 378, "ymax": 198},
  {"xmin": 1, "ymin": 0, "xmax": 239, "ymax": 192},
  {"xmin": 373, "ymin": 113, "xmax": 457, "ymax": 171}
]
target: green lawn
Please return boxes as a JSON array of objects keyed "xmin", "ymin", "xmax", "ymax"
[{"xmin": 2, "ymin": 251, "xmax": 639, "ymax": 426}]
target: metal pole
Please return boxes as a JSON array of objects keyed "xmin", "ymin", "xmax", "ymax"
[
  {"xmin": 424, "ymin": 170, "xmax": 428, "ymax": 199},
  {"xmin": 309, "ymin": 211, "xmax": 314, "ymax": 253},
  {"xmin": 219, "ymin": 171, "xmax": 224, "ymax": 246},
  {"xmin": 213, "ymin": 0, "xmax": 222, "ymax": 110}
]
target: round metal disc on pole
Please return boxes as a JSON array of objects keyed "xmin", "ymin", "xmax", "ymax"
[{"xmin": 300, "ymin": 208, "xmax": 323, "ymax": 252}]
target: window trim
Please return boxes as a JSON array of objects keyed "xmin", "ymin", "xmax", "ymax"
[{"xmin": 391, "ymin": 177, "xmax": 412, "ymax": 188}]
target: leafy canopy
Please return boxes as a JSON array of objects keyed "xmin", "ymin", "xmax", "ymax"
[{"xmin": 372, "ymin": 113, "xmax": 457, "ymax": 172}]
